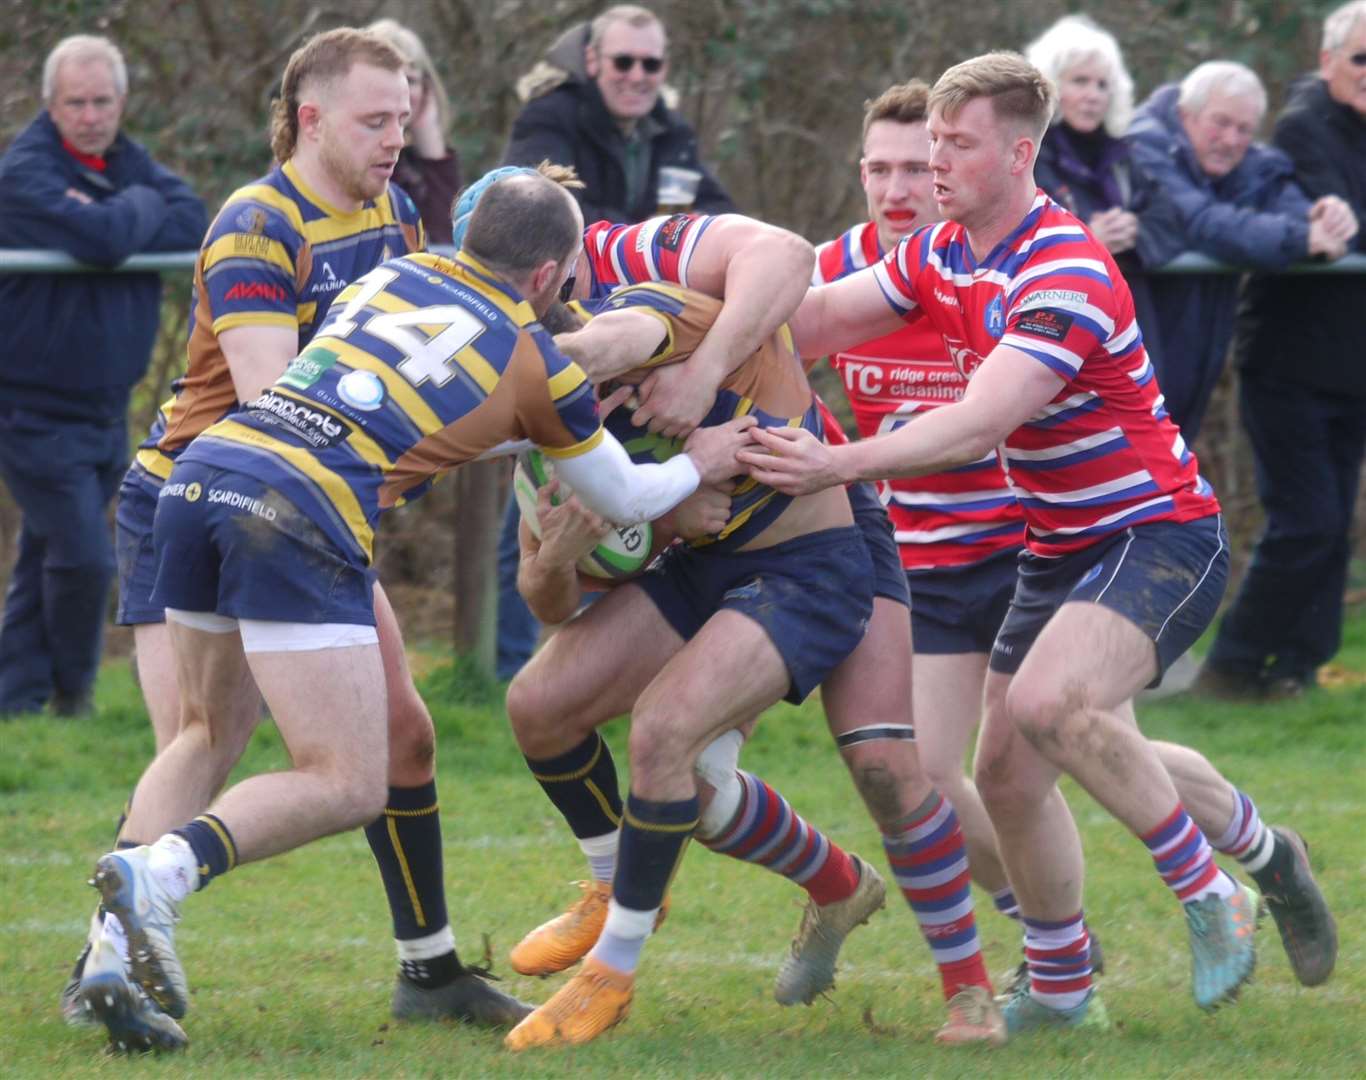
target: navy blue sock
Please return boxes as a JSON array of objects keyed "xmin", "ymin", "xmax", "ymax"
[
  {"xmin": 526, "ymin": 733, "xmax": 623, "ymax": 839},
  {"xmin": 172, "ymin": 814, "xmax": 237, "ymax": 891},
  {"xmin": 614, "ymin": 793, "xmax": 698, "ymax": 912},
  {"xmin": 362, "ymin": 782, "xmax": 454, "ymax": 947}
]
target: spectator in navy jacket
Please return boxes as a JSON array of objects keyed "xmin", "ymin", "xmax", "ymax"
[
  {"xmin": 1126, "ymin": 60, "xmax": 1356, "ymax": 440},
  {"xmin": 0, "ymin": 35, "xmax": 206, "ymax": 715},
  {"xmin": 502, "ymin": 5, "xmax": 735, "ymax": 224},
  {"xmin": 1198, "ymin": 0, "xmax": 1366, "ymax": 699}
]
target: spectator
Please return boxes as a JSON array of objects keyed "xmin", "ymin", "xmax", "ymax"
[
  {"xmin": 1197, "ymin": 0, "xmax": 1366, "ymax": 699},
  {"xmin": 0, "ymin": 34, "xmax": 206, "ymax": 716},
  {"xmin": 502, "ymin": 4, "xmax": 736, "ymax": 222},
  {"xmin": 1127, "ymin": 60, "xmax": 1357, "ymax": 439},
  {"xmin": 366, "ymin": 18, "xmax": 462, "ymax": 243},
  {"xmin": 1026, "ymin": 15, "xmax": 1182, "ymax": 376}
]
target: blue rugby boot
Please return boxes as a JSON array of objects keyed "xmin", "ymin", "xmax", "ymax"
[
  {"xmin": 79, "ymin": 924, "xmax": 188, "ymax": 1053},
  {"xmin": 60, "ymin": 907, "xmax": 103, "ymax": 1027},
  {"xmin": 91, "ymin": 847, "xmax": 189, "ymax": 1020},
  {"xmin": 1002, "ymin": 985, "xmax": 1110, "ymax": 1039},
  {"xmin": 1186, "ymin": 881, "xmax": 1260, "ymax": 1010}
]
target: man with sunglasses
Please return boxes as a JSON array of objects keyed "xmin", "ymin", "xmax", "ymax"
[
  {"xmin": 503, "ymin": 4, "xmax": 735, "ymax": 225},
  {"xmin": 1199, "ymin": 0, "xmax": 1366, "ymax": 702},
  {"xmin": 497, "ymin": 5, "xmax": 737, "ymax": 682}
]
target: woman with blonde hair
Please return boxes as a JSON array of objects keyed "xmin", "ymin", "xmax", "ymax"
[
  {"xmin": 1026, "ymin": 15, "xmax": 1179, "ymax": 372},
  {"xmin": 367, "ymin": 18, "xmax": 461, "ymax": 243}
]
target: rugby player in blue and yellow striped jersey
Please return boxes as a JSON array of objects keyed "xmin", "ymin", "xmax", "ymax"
[
  {"xmin": 75, "ymin": 171, "xmax": 754, "ymax": 1054},
  {"xmin": 77, "ymin": 29, "xmax": 510, "ymax": 1052}
]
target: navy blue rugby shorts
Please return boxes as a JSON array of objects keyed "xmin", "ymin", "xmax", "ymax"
[{"xmin": 638, "ymin": 525, "xmax": 873, "ymax": 704}]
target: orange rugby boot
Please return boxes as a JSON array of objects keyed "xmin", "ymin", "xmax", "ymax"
[
  {"xmin": 511, "ymin": 881, "xmax": 669, "ymax": 976},
  {"xmin": 504, "ymin": 956, "xmax": 634, "ymax": 1050}
]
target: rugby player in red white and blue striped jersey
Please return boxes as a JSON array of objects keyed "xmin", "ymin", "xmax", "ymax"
[{"xmin": 742, "ymin": 52, "xmax": 1261, "ymax": 1035}]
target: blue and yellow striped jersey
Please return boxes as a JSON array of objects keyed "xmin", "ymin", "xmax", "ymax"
[
  {"xmin": 133, "ymin": 160, "xmax": 424, "ymax": 485},
  {"xmin": 178, "ymin": 251, "xmax": 602, "ymax": 564},
  {"xmin": 595, "ymin": 281, "xmax": 822, "ymax": 551}
]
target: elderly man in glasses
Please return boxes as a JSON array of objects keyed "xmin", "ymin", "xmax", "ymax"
[
  {"xmin": 1198, "ymin": 0, "xmax": 1366, "ymax": 702},
  {"xmin": 502, "ymin": 4, "xmax": 736, "ymax": 225}
]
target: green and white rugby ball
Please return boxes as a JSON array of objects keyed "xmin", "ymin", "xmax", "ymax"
[{"xmin": 512, "ymin": 449, "xmax": 654, "ymax": 580}]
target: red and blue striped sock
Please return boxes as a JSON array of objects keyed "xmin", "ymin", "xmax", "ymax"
[
  {"xmin": 1023, "ymin": 912, "xmax": 1091, "ymax": 1010},
  {"xmin": 699, "ymin": 771, "xmax": 858, "ymax": 905},
  {"xmin": 1142, "ymin": 804, "xmax": 1235, "ymax": 904},
  {"xmin": 881, "ymin": 793, "xmax": 990, "ymax": 999}
]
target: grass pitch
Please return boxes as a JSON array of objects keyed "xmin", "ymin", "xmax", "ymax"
[{"xmin": 3, "ymin": 610, "xmax": 1363, "ymax": 1077}]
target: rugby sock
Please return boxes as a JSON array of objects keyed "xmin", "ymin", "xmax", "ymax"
[
  {"xmin": 1023, "ymin": 913, "xmax": 1091, "ymax": 1010},
  {"xmin": 881, "ymin": 792, "xmax": 991, "ymax": 998},
  {"xmin": 590, "ymin": 793, "xmax": 697, "ymax": 975},
  {"xmin": 170, "ymin": 814, "xmax": 237, "ymax": 892},
  {"xmin": 1212, "ymin": 789, "xmax": 1275, "ymax": 872},
  {"xmin": 992, "ymin": 886, "xmax": 1021, "ymax": 921},
  {"xmin": 525, "ymin": 732, "xmax": 624, "ymax": 841},
  {"xmin": 589, "ymin": 901, "xmax": 656, "ymax": 975},
  {"xmin": 363, "ymin": 782, "xmax": 464, "ymax": 987},
  {"xmin": 579, "ymin": 830, "xmax": 620, "ymax": 884},
  {"xmin": 697, "ymin": 770, "xmax": 859, "ymax": 905},
  {"xmin": 1142, "ymin": 805, "xmax": 1236, "ymax": 904}
]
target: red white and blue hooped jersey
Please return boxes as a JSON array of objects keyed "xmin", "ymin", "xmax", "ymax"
[
  {"xmin": 869, "ymin": 191, "xmax": 1219, "ymax": 557},
  {"xmin": 815, "ymin": 222, "xmax": 1024, "ymax": 570},
  {"xmin": 582, "ymin": 213, "xmax": 714, "ymax": 300}
]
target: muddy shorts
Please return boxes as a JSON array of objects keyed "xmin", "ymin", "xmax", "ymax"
[{"xmin": 989, "ymin": 514, "xmax": 1228, "ymax": 686}]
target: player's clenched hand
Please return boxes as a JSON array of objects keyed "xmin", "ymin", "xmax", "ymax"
[
  {"xmin": 631, "ymin": 361, "xmax": 720, "ymax": 439},
  {"xmin": 665, "ymin": 483, "xmax": 733, "ymax": 539},
  {"xmin": 738, "ymin": 426, "xmax": 845, "ymax": 496},
  {"xmin": 537, "ymin": 480, "xmax": 611, "ymax": 564},
  {"xmin": 683, "ymin": 414, "xmax": 758, "ymax": 485}
]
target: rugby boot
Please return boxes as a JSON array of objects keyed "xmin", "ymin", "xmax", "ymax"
[
  {"xmin": 91, "ymin": 847, "xmax": 188, "ymax": 1019},
  {"xmin": 79, "ymin": 926, "xmax": 188, "ymax": 1053},
  {"xmin": 510, "ymin": 881, "xmax": 669, "ymax": 976},
  {"xmin": 1261, "ymin": 828, "xmax": 1337, "ymax": 986},
  {"xmin": 60, "ymin": 907, "xmax": 102, "ymax": 1027},
  {"xmin": 1186, "ymin": 881, "xmax": 1260, "ymax": 1010},
  {"xmin": 774, "ymin": 855, "xmax": 886, "ymax": 1005},
  {"xmin": 1002, "ymin": 985, "xmax": 1110, "ymax": 1038},
  {"xmin": 504, "ymin": 956, "xmax": 633, "ymax": 1050},
  {"xmin": 392, "ymin": 965, "xmax": 533, "ymax": 1026},
  {"xmin": 934, "ymin": 985, "xmax": 1007, "ymax": 1046}
]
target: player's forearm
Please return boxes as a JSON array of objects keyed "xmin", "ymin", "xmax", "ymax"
[
  {"xmin": 689, "ymin": 240, "xmax": 813, "ymax": 380},
  {"xmin": 517, "ymin": 554, "xmax": 582, "ymax": 625},
  {"xmin": 553, "ymin": 433, "xmax": 701, "ymax": 524},
  {"xmin": 837, "ymin": 405, "xmax": 998, "ymax": 482}
]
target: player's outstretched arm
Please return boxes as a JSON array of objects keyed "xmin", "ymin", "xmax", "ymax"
[
  {"xmin": 632, "ymin": 215, "xmax": 814, "ymax": 437},
  {"xmin": 739, "ymin": 343, "xmax": 1062, "ymax": 493},
  {"xmin": 553, "ymin": 416, "xmax": 756, "ymax": 524},
  {"xmin": 788, "ymin": 267, "xmax": 907, "ymax": 360}
]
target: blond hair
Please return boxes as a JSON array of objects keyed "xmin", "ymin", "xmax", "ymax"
[
  {"xmin": 365, "ymin": 18, "xmax": 452, "ymax": 135},
  {"xmin": 929, "ymin": 51, "xmax": 1056, "ymax": 142},
  {"xmin": 1024, "ymin": 15, "xmax": 1135, "ymax": 136},
  {"xmin": 269, "ymin": 28, "xmax": 405, "ymax": 163},
  {"xmin": 861, "ymin": 80, "xmax": 931, "ymax": 140}
]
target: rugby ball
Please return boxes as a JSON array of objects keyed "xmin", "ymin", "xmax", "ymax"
[{"xmin": 512, "ymin": 449, "xmax": 654, "ymax": 580}]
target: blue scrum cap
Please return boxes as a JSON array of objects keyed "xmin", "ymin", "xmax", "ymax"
[{"xmin": 450, "ymin": 165, "xmax": 538, "ymax": 249}]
